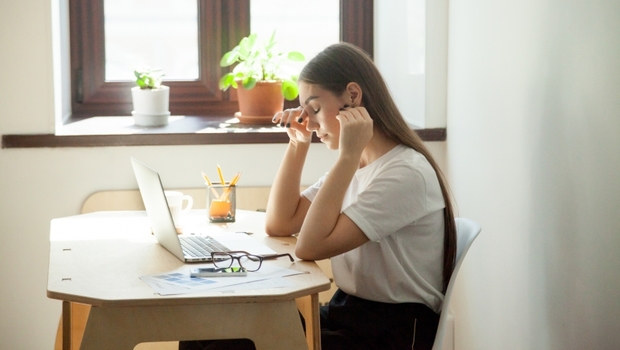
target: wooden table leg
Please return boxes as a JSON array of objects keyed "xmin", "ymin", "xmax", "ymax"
[
  {"xmin": 79, "ymin": 300, "xmax": 308, "ymax": 350},
  {"xmin": 62, "ymin": 301, "xmax": 71, "ymax": 350},
  {"xmin": 296, "ymin": 294, "xmax": 321, "ymax": 350}
]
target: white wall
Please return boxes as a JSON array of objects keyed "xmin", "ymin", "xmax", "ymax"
[{"xmin": 447, "ymin": 0, "xmax": 620, "ymax": 349}]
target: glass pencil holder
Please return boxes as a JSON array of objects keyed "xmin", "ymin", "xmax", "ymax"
[{"xmin": 207, "ymin": 183, "xmax": 236, "ymax": 223}]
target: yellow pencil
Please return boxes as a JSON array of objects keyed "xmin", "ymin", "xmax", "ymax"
[
  {"xmin": 202, "ymin": 172, "xmax": 213, "ymax": 186},
  {"xmin": 220, "ymin": 172, "xmax": 241, "ymax": 201},
  {"xmin": 216, "ymin": 164, "xmax": 226, "ymax": 185},
  {"xmin": 202, "ymin": 171, "xmax": 220, "ymax": 198},
  {"xmin": 230, "ymin": 172, "xmax": 242, "ymax": 186}
]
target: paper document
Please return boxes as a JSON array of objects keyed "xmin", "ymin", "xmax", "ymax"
[{"xmin": 140, "ymin": 263, "xmax": 302, "ymax": 295}]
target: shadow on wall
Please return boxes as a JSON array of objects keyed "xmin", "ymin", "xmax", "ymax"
[{"xmin": 528, "ymin": 3, "xmax": 620, "ymax": 347}]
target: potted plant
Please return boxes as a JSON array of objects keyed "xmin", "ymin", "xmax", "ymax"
[
  {"xmin": 131, "ymin": 68, "xmax": 170, "ymax": 126},
  {"xmin": 219, "ymin": 32, "xmax": 305, "ymax": 124}
]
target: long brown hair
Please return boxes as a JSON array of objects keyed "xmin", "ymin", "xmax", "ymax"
[{"xmin": 300, "ymin": 43, "xmax": 457, "ymax": 293}]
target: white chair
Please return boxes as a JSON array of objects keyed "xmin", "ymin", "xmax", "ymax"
[{"xmin": 432, "ymin": 218, "xmax": 481, "ymax": 350}]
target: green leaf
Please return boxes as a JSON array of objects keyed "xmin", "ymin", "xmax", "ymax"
[
  {"xmin": 287, "ymin": 51, "xmax": 305, "ymax": 61},
  {"xmin": 238, "ymin": 38, "xmax": 251, "ymax": 57},
  {"xmin": 240, "ymin": 34, "xmax": 257, "ymax": 58},
  {"xmin": 281, "ymin": 79, "xmax": 299, "ymax": 100},
  {"xmin": 220, "ymin": 51, "xmax": 238, "ymax": 67},
  {"xmin": 218, "ymin": 73, "xmax": 234, "ymax": 90},
  {"xmin": 265, "ymin": 42, "xmax": 277, "ymax": 52},
  {"xmin": 265, "ymin": 31, "xmax": 277, "ymax": 51},
  {"xmin": 242, "ymin": 77, "xmax": 257, "ymax": 90},
  {"xmin": 218, "ymin": 77, "xmax": 227, "ymax": 90},
  {"xmin": 247, "ymin": 33, "xmax": 258, "ymax": 48}
]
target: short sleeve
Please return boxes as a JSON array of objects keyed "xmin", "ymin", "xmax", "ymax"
[{"xmin": 343, "ymin": 161, "xmax": 445, "ymax": 242}]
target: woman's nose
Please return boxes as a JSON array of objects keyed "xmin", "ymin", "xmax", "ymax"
[{"xmin": 306, "ymin": 117, "xmax": 319, "ymax": 132}]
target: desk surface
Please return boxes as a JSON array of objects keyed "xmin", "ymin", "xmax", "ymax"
[{"xmin": 47, "ymin": 210, "xmax": 330, "ymax": 307}]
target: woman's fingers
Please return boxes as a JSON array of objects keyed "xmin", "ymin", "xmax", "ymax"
[
  {"xmin": 272, "ymin": 106, "xmax": 305, "ymax": 128},
  {"xmin": 273, "ymin": 107, "xmax": 312, "ymax": 143},
  {"xmin": 337, "ymin": 106, "xmax": 373, "ymax": 155},
  {"xmin": 297, "ymin": 108, "xmax": 307, "ymax": 124},
  {"xmin": 337, "ymin": 106, "xmax": 372, "ymax": 127}
]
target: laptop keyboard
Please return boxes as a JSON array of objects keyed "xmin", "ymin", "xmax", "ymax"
[{"xmin": 180, "ymin": 235, "xmax": 230, "ymax": 258}]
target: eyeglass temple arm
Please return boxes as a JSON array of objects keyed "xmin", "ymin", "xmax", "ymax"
[{"xmin": 259, "ymin": 253, "xmax": 294, "ymax": 262}]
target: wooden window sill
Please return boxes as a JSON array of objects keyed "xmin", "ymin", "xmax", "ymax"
[{"xmin": 1, "ymin": 115, "xmax": 446, "ymax": 148}]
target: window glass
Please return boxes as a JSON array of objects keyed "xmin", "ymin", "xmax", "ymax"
[
  {"xmin": 250, "ymin": 0, "xmax": 340, "ymax": 73},
  {"xmin": 103, "ymin": 0, "xmax": 199, "ymax": 81}
]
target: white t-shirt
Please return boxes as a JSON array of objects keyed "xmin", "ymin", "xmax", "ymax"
[{"xmin": 302, "ymin": 144, "xmax": 446, "ymax": 312}]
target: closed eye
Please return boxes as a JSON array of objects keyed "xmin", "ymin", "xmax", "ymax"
[{"xmin": 304, "ymin": 106, "xmax": 320, "ymax": 115}]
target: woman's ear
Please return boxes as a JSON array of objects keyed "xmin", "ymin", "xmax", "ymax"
[{"xmin": 345, "ymin": 82, "xmax": 363, "ymax": 107}]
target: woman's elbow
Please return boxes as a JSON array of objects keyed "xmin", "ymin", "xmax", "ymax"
[
  {"xmin": 264, "ymin": 223, "xmax": 294, "ymax": 237},
  {"xmin": 295, "ymin": 244, "xmax": 327, "ymax": 261},
  {"xmin": 295, "ymin": 245, "xmax": 313, "ymax": 260}
]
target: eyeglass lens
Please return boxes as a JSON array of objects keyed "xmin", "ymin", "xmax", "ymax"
[{"xmin": 213, "ymin": 253, "xmax": 262, "ymax": 272}]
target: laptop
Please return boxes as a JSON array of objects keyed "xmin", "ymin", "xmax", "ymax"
[{"xmin": 130, "ymin": 157, "xmax": 275, "ymax": 263}]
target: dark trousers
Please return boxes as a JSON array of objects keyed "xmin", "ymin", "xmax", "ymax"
[
  {"xmin": 319, "ymin": 289, "xmax": 439, "ymax": 349},
  {"xmin": 179, "ymin": 289, "xmax": 439, "ymax": 350}
]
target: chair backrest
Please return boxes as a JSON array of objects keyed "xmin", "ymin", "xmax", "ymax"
[
  {"xmin": 431, "ymin": 217, "xmax": 481, "ymax": 350},
  {"xmin": 81, "ymin": 187, "xmax": 274, "ymax": 213}
]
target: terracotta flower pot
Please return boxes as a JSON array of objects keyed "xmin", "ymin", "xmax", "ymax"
[{"xmin": 235, "ymin": 81, "xmax": 284, "ymax": 124}]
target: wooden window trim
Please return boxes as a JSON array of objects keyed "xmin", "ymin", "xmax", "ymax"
[{"xmin": 1, "ymin": 125, "xmax": 447, "ymax": 148}]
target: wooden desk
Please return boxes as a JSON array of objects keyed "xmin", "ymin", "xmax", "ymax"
[{"xmin": 47, "ymin": 210, "xmax": 330, "ymax": 350}]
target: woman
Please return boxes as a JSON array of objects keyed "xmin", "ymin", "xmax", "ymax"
[
  {"xmin": 266, "ymin": 42, "xmax": 457, "ymax": 350},
  {"xmin": 180, "ymin": 42, "xmax": 456, "ymax": 350}
]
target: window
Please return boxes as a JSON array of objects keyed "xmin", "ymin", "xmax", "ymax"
[{"xmin": 68, "ymin": 0, "xmax": 373, "ymax": 121}]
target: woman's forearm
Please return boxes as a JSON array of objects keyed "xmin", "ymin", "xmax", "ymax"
[
  {"xmin": 296, "ymin": 154, "xmax": 359, "ymax": 253},
  {"xmin": 265, "ymin": 140, "xmax": 311, "ymax": 236}
]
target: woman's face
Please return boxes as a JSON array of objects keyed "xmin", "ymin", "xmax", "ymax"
[{"xmin": 298, "ymin": 81, "xmax": 350, "ymax": 150}]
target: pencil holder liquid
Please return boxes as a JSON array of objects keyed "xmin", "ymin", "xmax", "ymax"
[{"xmin": 207, "ymin": 183, "xmax": 236, "ymax": 223}]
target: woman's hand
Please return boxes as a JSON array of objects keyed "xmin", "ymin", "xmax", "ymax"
[
  {"xmin": 272, "ymin": 107, "xmax": 313, "ymax": 145},
  {"xmin": 337, "ymin": 106, "xmax": 373, "ymax": 158}
]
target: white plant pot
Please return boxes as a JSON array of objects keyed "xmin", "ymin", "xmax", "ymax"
[{"xmin": 131, "ymin": 85, "xmax": 170, "ymax": 126}]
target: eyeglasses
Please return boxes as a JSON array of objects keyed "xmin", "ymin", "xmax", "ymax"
[{"xmin": 211, "ymin": 251, "xmax": 294, "ymax": 272}]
